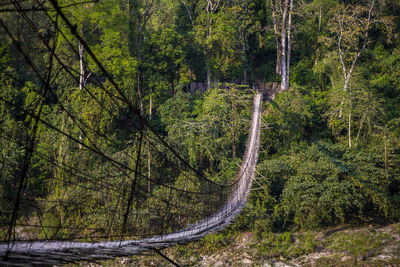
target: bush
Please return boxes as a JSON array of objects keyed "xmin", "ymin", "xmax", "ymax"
[{"xmin": 254, "ymin": 141, "xmax": 399, "ymax": 231}]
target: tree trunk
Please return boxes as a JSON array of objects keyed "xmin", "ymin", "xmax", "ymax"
[
  {"xmin": 137, "ymin": 24, "xmax": 144, "ymax": 114},
  {"xmin": 206, "ymin": 21, "xmax": 211, "ymax": 89},
  {"xmin": 78, "ymin": 27, "xmax": 85, "ymax": 150},
  {"xmin": 318, "ymin": 5, "xmax": 322, "ymax": 34},
  {"xmin": 137, "ymin": 69, "xmax": 144, "ymax": 114},
  {"xmin": 206, "ymin": 65, "xmax": 211, "ymax": 89},
  {"xmin": 128, "ymin": 0, "xmax": 144, "ymax": 113},
  {"xmin": 384, "ymin": 127, "xmax": 387, "ymax": 170},
  {"xmin": 355, "ymin": 112, "xmax": 366, "ymax": 146},
  {"xmin": 271, "ymin": 0, "xmax": 291, "ymax": 90},
  {"xmin": 128, "ymin": 0, "xmax": 140, "ymax": 58},
  {"xmin": 285, "ymin": 0, "xmax": 293, "ymax": 90},
  {"xmin": 147, "ymin": 147, "xmax": 151, "ymax": 193},
  {"xmin": 79, "ymin": 45, "xmax": 84, "ymax": 91},
  {"xmin": 182, "ymin": 0, "xmax": 194, "ymax": 25},
  {"xmin": 232, "ymin": 95, "xmax": 237, "ymax": 158},
  {"xmin": 337, "ymin": 0, "xmax": 374, "ymax": 119},
  {"xmin": 271, "ymin": 0, "xmax": 282, "ymax": 76},
  {"xmin": 147, "ymin": 93, "xmax": 152, "ymax": 193},
  {"xmin": 338, "ymin": 78, "xmax": 349, "ymax": 118},
  {"xmin": 348, "ymin": 88, "xmax": 352, "ymax": 147},
  {"xmin": 242, "ymin": 41, "xmax": 247, "ymax": 84},
  {"xmin": 205, "ymin": 0, "xmax": 220, "ymax": 89},
  {"xmin": 280, "ymin": 0, "xmax": 289, "ymax": 91}
]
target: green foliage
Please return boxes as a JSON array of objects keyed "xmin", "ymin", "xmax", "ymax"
[
  {"xmin": 257, "ymin": 231, "xmax": 319, "ymax": 259},
  {"xmin": 261, "ymin": 87, "xmax": 315, "ymax": 155},
  {"xmin": 370, "ymin": 46, "xmax": 400, "ymax": 120},
  {"xmin": 200, "ymin": 231, "xmax": 237, "ymax": 254},
  {"xmin": 93, "ymin": 30, "xmax": 138, "ymax": 87},
  {"xmin": 254, "ymin": 141, "xmax": 400, "ymax": 231},
  {"xmin": 325, "ymin": 230, "xmax": 391, "ymax": 258},
  {"xmin": 159, "ymin": 87, "xmax": 251, "ymax": 169}
]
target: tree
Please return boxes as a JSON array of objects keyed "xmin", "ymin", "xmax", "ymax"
[
  {"xmin": 128, "ymin": 0, "xmax": 157, "ymax": 113},
  {"xmin": 192, "ymin": 0, "xmax": 221, "ymax": 89},
  {"xmin": 159, "ymin": 87, "xmax": 250, "ymax": 169},
  {"xmin": 269, "ymin": 0, "xmax": 294, "ymax": 90},
  {"xmin": 320, "ymin": 0, "xmax": 392, "ymax": 147}
]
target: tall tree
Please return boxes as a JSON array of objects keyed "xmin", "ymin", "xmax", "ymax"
[
  {"xmin": 270, "ymin": 0, "xmax": 294, "ymax": 91},
  {"xmin": 205, "ymin": 0, "xmax": 220, "ymax": 89},
  {"xmin": 128, "ymin": 0, "xmax": 156, "ymax": 113},
  {"xmin": 322, "ymin": 0, "xmax": 393, "ymax": 146}
]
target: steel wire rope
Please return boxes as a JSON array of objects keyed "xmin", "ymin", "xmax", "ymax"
[
  {"xmin": 0, "ymin": 223, "xmax": 153, "ymax": 234},
  {"xmin": 0, "ymin": 0, "xmax": 98, "ymax": 12},
  {"xmin": 22, "ymin": 0, "xmax": 219, "ymax": 192},
  {"xmin": 0, "ymin": 192, "xmax": 199, "ymax": 226},
  {"xmin": 0, "ymin": 16, "xmax": 141, "ymax": 200},
  {"xmin": 7, "ymin": 110, "xmax": 260, "ymax": 250},
  {"xmin": 0, "ymin": 139, "xmax": 140, "ymax": 241},
  {"xmin": 0, "ymin": 17, "xmax": 220, "ymax": 198},
  {"xmin": 47, "ymin": 0, "xmax": 228, "ymax": 188},
  {"xmin": 0, "ymin": 187, "xmax": 214, "ymax": 226},
  {"xmin": 141, "ymin": 93, "xmax": 255, "ymax": 189},
  {"xmin": 34, "ymin": 1, "xmax": 231, "ymax": 196},
  {"xmin": 0, "ymin": 134, "xmax": 219, "ymax": 230},
  {"xmin": 0, "ymin": 187, "xmax": 214, "ymax": 241},
  {"xmin": 0, "ymin": 202, "xmax": 209, "ymax": 242},
  {"xmin": 0, "ymin": 232, "xmax": 162, "ymax": 242},
  {"xmin": 23, "ymin": 0, "xmax": 147, "ymax": 137},
  {"xmin": 0, "ymin": 14, "xmax": 60, "ymax": 254},
  {"xmin": 0, "ymin": 157, "xmax": 130, "ymax": 211},
  {"xmin": 0, "ymin": 131, "xmax": 131, "ymax": 196},
  {"xmin": 0, "ymin": 126, "xmax": 221, "ymax": 197},
  {"xmin": 0, "ymin": 20, "xmax": 176, "ymax": 201},
  {"xmin": 0, "ymin": 0, "xmax": 30, "ymax": 6},
  {"xmin": 0, "ymin": 144, "xmax": 214, "ymax": 226}
]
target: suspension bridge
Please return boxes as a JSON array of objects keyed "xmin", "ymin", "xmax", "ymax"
[
  {"xmin": 0, "ymin": 93, "xmax": 262, "ymax": 265},
  {"xmin": 0, "ymin": 0, "xmax": 263, "ymax": 265}
]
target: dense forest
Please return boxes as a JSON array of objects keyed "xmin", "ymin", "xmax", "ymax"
[{"xmin": 1, "ymin": 0, "xmax": 400, "ymax": 261}]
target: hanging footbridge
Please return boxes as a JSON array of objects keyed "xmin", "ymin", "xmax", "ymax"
[
  {"xmin": 0, "ymin": 1, "xmax": 263, "ymax": 265},
  {"xmin": 0, "ymin": 93, "xmax": 262, "ymax": 265}
]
